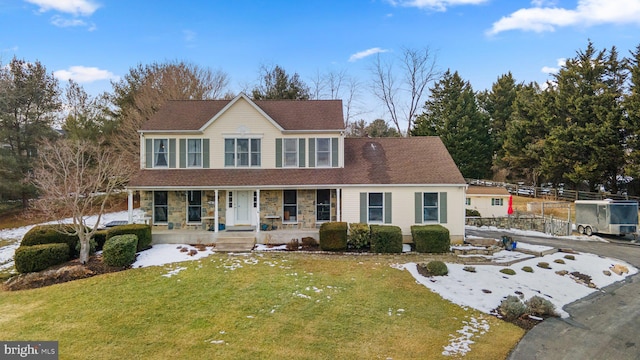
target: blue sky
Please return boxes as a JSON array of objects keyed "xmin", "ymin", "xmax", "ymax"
[{"xmin": 2, "ymin": 0, "xmax": 640, "ymax": 122}]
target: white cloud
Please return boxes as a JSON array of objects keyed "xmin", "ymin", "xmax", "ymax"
[
  {"xmin": 541, "ymin": 58, "xmax": 566, "ymax": 74},
  {"xmin": 488, "ymin": 0, "xmax": 640, "ymax": 35},
  {"xmin": 54, "ymin": 66, "xmax": 119, "ymax": 83},
  {"xmin": 388, "ymin": 0, "xmax": 488, "ymax": 12},
  {"xmin": 25, "ymin": 0, "xmax": 100, "ymax": 16},
  {"xmin": 531, "ymin": 0, "xmax": 557, "ymax": 6},
  {"xmin": 183, "ymin": 30, "xmax": 197, "ymax": 43},
  {"xmin": 348, "ymin": 47, "xmax": 389, "ymax": 62}
]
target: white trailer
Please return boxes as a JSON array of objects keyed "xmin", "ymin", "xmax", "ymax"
[{"xmin": 575, "ymin": 200, "xmax": 638, "ymax": 236}]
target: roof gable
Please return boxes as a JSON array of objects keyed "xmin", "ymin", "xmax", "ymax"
[{"xmin": 140, "ymin": 94, "xmax": 345, "ymax": 132}]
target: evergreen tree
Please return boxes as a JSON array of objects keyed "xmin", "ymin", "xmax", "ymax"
[
  {"xmin": 252, "ymin": 65, "xmax": 310, "ymax": 100},
  {"xmin": 412, "ymin": 70, "xmax": 492, "ymax": 178},
  {"xmin": 0, "ymin": 57, "xmax": 61, "ymax": 207},
  {"xmin": 624, "ymin": 45, "xmax": 640, "ymax": 180}
]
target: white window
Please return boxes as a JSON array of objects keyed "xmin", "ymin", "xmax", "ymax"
[
  {"xmin": 368, "ymin": 192, "xmax": 384, "ymax": 223},
  {"xmin": 491, "ymin": 198, "xmax": 504, "ymax": 206},
  {"xmin": 187, "ymin": 139, "xmax": 202, "ymax": 168},
  {"xmin": 316, "ymin": 138, "xmax": 331, "ymax": 167},
  {"xmin": 154, "ymin": 139, "xmax": 169, "ymax": 167},
  {"xmin": 225, "ymin": 138, "xmax": 261, "ymax": 167},
  {"xmin": 283, "ymin": 190, "xmax": 297, "ymax": 223},
  {"xmin": 423, "ymin": 193, "xmax": 439, "ymax": 222},
  {"xmin": 283, "ymin": 138, "xmax": 298, "ymax": 167}
]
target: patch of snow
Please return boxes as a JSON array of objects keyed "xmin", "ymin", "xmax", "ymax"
[
  {"xmin": 254, "ymin": 244, "xmax": 287, "ymax": 251},
  {"xmin": 442, "ymin": 316, "xmax": 490, "ymax": 357},
  {"xmin": 162, "ymin": 266, "xmax": 187, "ymax": 278},
  {"xmin": 402, "ymin": 244, "xmax": 411, "ymax": 252},
  {"xmin": 133, "ymin": 244, "xmax": 214, "ymax": 268}
]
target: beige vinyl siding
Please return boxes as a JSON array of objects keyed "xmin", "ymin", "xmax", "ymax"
[
  {"xmin": 466, "ymin": 194, "xmax": 510, "ymax": 217},
  {"xmin": 341, "ymin": 186, "xmax": 466, "ymax": 243}
]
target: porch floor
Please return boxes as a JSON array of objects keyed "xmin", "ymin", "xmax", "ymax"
[{"xmin": 151, "ymin": 228, "xmax": 320, "ymax": 246}]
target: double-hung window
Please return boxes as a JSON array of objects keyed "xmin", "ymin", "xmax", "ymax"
[
  {"xmin": 283, "ymin": 190, "xmax": 297, "ymax": 222},
  {"xmin": 423, "ymin": 193, "xmax": 439, "ymax": 222},
  {"xmin": 317, "ymin": 189, "xmax": 331, "ymax": 222},
  {"xmin": 283, "ymin": 139, "xmax": 298, "ymax": 167},
  {"xmin": 187, "ymin": 139, "xmax": 202, "ymax": 168},
  {"xmin": 316, "ymin": 138, "xmax": 331, "ymax": 167},
  {"xmin": 368, "ymin": 193, "xmax": 384, "ymax": 223},
  {"xmin": 187, "ymin": 191, "xmax": 202, "ymax": 223},
  {"xmin": 154, "ymin": 191, "xmax": 168, "ymax": 223},
  {"xmin": 154, "ymin": 139, "xmax": 169, "ymax": 167},
  {"xmin": 225, "ymin": 138, "xmax": 261, "ymax": 167},
  {"xmin": 491, "ymin": 198, "xmax": 503, "ymax": 206}
]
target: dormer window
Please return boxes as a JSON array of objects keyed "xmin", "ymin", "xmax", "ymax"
[{"xmin": 154, "ymin": 139, "xmax": 168, "ymax": 167}]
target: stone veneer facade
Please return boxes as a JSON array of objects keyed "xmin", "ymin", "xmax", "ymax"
[{"xmin": 139, "ymin": 189, "xmax": 337, "ymax": 230}]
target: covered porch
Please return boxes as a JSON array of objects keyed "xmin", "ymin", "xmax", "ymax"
[{"xmin": 150, "ymin": 227, "xmax": 320, "ymax": 245}]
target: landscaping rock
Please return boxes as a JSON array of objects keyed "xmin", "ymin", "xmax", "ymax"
[{"xmin": 610, "ymin": 264, "xmax": 629, "ymax": 275}]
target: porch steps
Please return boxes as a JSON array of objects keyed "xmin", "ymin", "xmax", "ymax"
[{"xmin": 215, "ymin": 236, "xmax": 256, "ymax": 252}]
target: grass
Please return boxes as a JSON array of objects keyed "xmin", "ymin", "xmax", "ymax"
[{"xmin": 0, "ymin": 252, "xmax": 524, "ymax": 359}]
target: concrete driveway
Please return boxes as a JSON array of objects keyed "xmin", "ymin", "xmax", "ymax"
[{"xmin": 467, "ymin": 228, "xmax": 640, "ymax": 360}]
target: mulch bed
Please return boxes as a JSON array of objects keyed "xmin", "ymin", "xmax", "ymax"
[{"xmin": 2, "ymin": 255, "xmax": 126, "ymax": 291}]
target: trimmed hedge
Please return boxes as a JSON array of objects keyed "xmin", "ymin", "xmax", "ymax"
[
  {"xmin": 411, "ymin": 225, "xmax": 450, "ymax": 253},
  {"xmin": 21, "ymin": 224, "xmax": 82, "ymax": 258},
  {"xmin": 103, "ymin": 234, "xmax": 138, "ymax": 267},
  {"xmin": 319, "ymin": 222, "xmax": 347, "ymax": 251},
  {"xmin": 106, "ymin": 224, "xmax": 151, "ymax": 251},
  {"xmin": 14, "ymin": 243, "xmax": 70, "ymax": 273},
  {"xmin": 92, "ymin": 229, "xmax": 109, "ymax": 251},
  {"xmin": 347, "ymin": 223, "xmax": 370, "ymax": 249},
  {"xmin": 370, "ymin": 225, "xmax": 403, "ymax": 253}
]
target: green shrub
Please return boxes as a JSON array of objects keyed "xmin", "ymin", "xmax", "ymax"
[
  {"xmin": 499, "ymin": 295, "xmax": 526, "ymax": 321},
  {"xmin": 347, "ymin": 223, "xmax": 370, "ymax": 249},
  {"xmin": 370, "ymin": 225, "xmax": 403, "ymax": 253},
  {"xmin": 21, "ymin": 224, "xmax": 82, "ymax": 258},
  {"xmin": 411, "ymin": 225, "xmax": 450, "ymax": 253},
  {"xmin": 564, "ymin": 254, "xmax": 576, "ymax": 260},
  {"xmin": 107, "ymin": 224, "xmax": 151, "ymax": 251},
  {"xmin": 466, "ymin": 209, "xmax": 481, "ymax": 217},
  {"xmin": 426, "ymin": 261, "xmax": 448, "ymax": 276},
  {"xmin": 14, "ymin": 243, "xmax": 70, "ymax": 273},
  {"xmin": 522, "ymin": 266, "xmax": 534, "ymax": 273},
  {"xmin": 103, "ymin": 234, "xmax": 138, "ymax": 267},
  {"xmin": 537, "ymin": 262, "xmax": 551, "ymax": 269},
  {"xmin": 554, "ymin": 259, "xmax": 565, "ymax": 264},
  {"xmin": 319, "ymin": 222, "xmax": 347, "ymax": 251},
  {"xmin": 500, "ymin": 268, "xmax": 516, "ymax": 275},
  {"xmin": 92, "ymin": 229, "xmax": 109, "ymax": 251},
  {"xmin": 525, "ymin": 296, "xmax": 558, "ymax": 317}
]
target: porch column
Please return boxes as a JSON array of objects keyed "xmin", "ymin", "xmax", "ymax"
[
  {"xmin": 336, "ymin": 188, "xmax": 341, "ymax": 222},
  {"xmin": 256, "ymin": 189, "xmax": 261, "ymax": 233},
  {"xmin": 214, "ymin": 189, "xmax": 219, "ymax": 233},
  {"xmin": 127, "ymin": 189, "xmax": 134, "ymax": 224}
]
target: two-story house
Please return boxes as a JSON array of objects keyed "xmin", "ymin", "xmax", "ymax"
[{"xmin": 126, "ymin": 94, "xmax": 467, "ymax": 244}]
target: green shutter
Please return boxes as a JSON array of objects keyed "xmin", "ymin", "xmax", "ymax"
[
  {"xmin": 309, "ymin": 139, "xmax": 316, "ymax": 167},
  {"xmin": 179, "ymin": 139, "xmax": 186, "ymax": 168},
  {"xmin": 331, "ymin": 137, "xmax": 339, "ymax": 167},
  {"xmin": 145, "ymin": 139, "xmax": 152, "ymax": 168},
  {"xmin": 415, "ymin": 192, "xmax": 422, "ymax": 223},
  {"xmin": 384, "ymin": 192, "xmax": 392, "ymax": 224},
  {"xmin": 439, "ymin": 192, "xmax": 447, "ymax": 224},
  {"xmin": 299, "ymin": 138, "xmax": 306, "ymax": 167},
  {"xmin": 275, "ymin": 138, "xmax": 282, "ymax": 168},
  {"xmin": 360, "ymin": 192, "xmax": 367, "ymax": 223},
  {"xmin": 203, "ymin": 139, "xmax": 210, "ymax": 168},
  {"xmin": 169, "ymin": 139, "xmax": 176, "ymax": 168}
]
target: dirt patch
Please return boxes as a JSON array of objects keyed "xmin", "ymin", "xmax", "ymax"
[{"xmin": 3, "ymin": 255, "xmax": 126, "ymax": 291}]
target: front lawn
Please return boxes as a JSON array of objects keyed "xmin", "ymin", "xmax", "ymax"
[{"xmin": 0, "ymin": 252, "xmax": 524, "ymax": 359}]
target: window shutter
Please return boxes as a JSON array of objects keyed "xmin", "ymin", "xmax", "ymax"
[
  {"xmin": 414, "ymin": 192, "xmax": 422, "ymax": 223},
  {"xmin": 145, "ymin": 139, "xmax": 152, "ymax": 168},
  {"xmin": 298, "ymin": 138, "xmax": 306, "ymax": 167},
  {"xmin": 275, "ymin": 138, "xmax": 282, "ymax": 168},
  {"xmin": 384, "ymin": 192, "xmax": 392, "ymax": 224},
  {"xmin": 203, "ymin": 139, "xmax": 210, "ymax": 168},
  {"xmin": 439, "ymin": 192, "xmax": 447, "ymax": 224},
  {"xmin": 359, "ymin": 192, "xmax": 367, "ymax": 223},
  {"xmin": 309, "ymin": 139, "xmax": 315, "ymax": 167},
  {"xmin": 179, "ymin": 139, "xmax": 186, "ymax": 168},
  {"xmin": 169, "ymin": 139, "xmax": 176, "ymax": 168},
  {"xmin": 331, "ymin": 137, "xmax": 339, "ymax": 167}
]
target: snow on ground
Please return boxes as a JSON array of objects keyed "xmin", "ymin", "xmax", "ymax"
[
  {"xmin": 133, "ymin": 244, "xmax": 216, "ymax": 268},
  {"xmin": 466, "ymin": 225, "xmax": 609, "ymax": 242}
]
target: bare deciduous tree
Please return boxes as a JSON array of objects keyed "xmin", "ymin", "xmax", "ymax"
[
  {"xmin": 308, "ymin": 68, "xmax": 364, "ymax": 128},
  {"xmin": 370, "ymin": 47, "xmax": 439, "ymax": 135},
  {"xmin": 31, "ymin": 139, "xmax": 133, "ymax": 264}
]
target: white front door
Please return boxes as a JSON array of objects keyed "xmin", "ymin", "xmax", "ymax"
[{"xmin": 235, "ymin": 191, "xmax": 251, "ymax": 224}]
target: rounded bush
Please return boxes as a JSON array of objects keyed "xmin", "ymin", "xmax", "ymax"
[
  {"xmin": 521, "ymin": 266, "xmax": 534, "ymax": 273},
  {"xmin": 537, "ymin": 262, "xmax": 550, "ymax": 269},
  {"xmin": 107, "ymin": 224, "xmax": 151, "ymax": 252},
  {"xmin": 500, "ymin": 268, "xmax": 516, "ymax": 276},
  {"xmin": 525, "ymin": 296, "xmax": 558, "ymax": 317},
  {"xmin": 564, "ymin": 254, "xmax": 576, "ymax": 260},
  {"xmin": 103, "ymin": 234, "xmax": 138, "ymax": 267},
  {"xmin": 499, "ymin": 295, "xmax": 526, "ymax": 321},
  {"xmin": 14, "ymin": 243, "xmax": 70, "ymax": 273},
  {"xmin": 21, "ymin": 224, "xmax": 82, "ymax": 258},
  {"xmin": 347, "ymin": 223, "xmax": 370, "ymax": 249},
  {"xmin": 92, "ymin": 229, "xmax": 109, "ymax": 251},
  {"xmin": 425, "ymin": 260, "xmax": 448, "ymax": 276}
]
